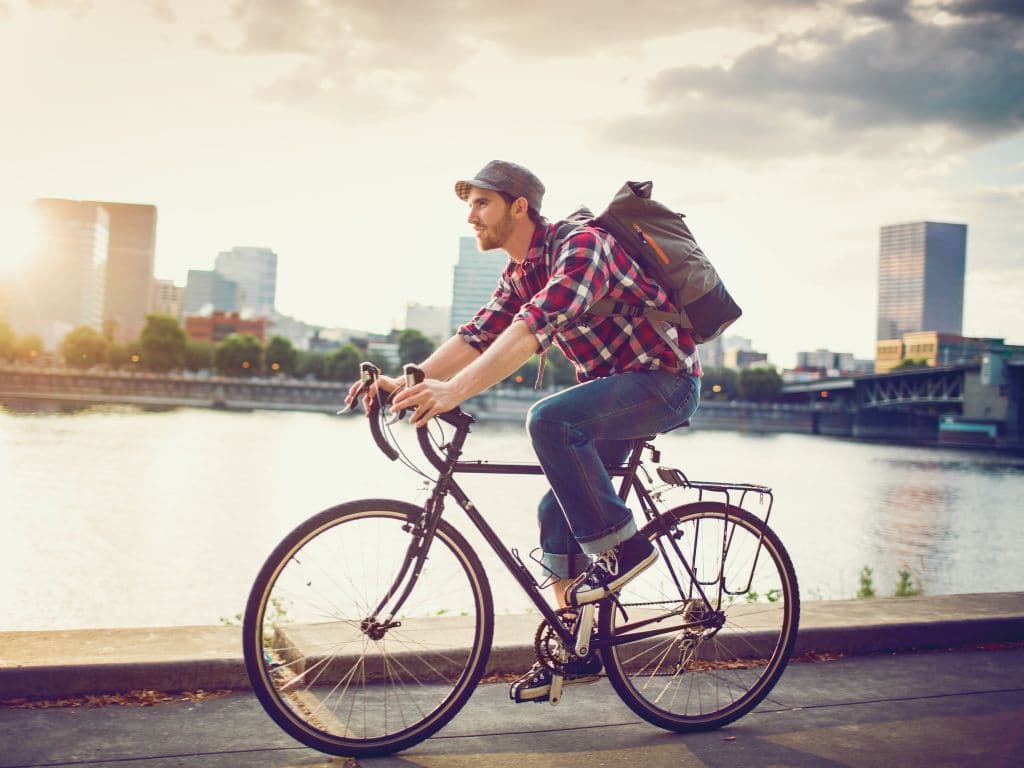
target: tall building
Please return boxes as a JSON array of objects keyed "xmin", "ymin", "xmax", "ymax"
[
  {"xmin": 99, "ymin": 202, "xmax": 157, "ymax": 342},
  {"xmin": 214, "ymin": 246, "xmax": 277, "ymax": 318},
  {"xmin": 151, "ymin": 279, "xmax": 184, "ymax": 321},
  {"xmin": 183, "ymin": 269, "xmax": 241, "ymax": 315},
  {"xmin": 450, "ymin": 237, "xmax": 507, "ymax": 332},
  {"xmin": 876, "ymin": 221, "xmax": 967, "ymax": 342},
  {"xmin": 12, "ymin": 199, "xmax": 109, "ymax": 348}
]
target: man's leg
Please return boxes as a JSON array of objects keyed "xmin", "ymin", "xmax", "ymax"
[{"xmin": 528, "ymin": 370, "xmax": 700, "ymax": 604}]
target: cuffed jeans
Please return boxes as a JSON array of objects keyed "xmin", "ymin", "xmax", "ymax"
[{"xmin": 526, "ymin": 368, "xmax": 701, "ymax": 579}]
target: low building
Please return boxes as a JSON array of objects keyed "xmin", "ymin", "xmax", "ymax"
[
  {"xmin": 185, "ymin": 311, "xmax": 266, "ymax": 343},
  {"xmin": 876, "ymin": 332, "xmax": 1014, "ymax": 374}
]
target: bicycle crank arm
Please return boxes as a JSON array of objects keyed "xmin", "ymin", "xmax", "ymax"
[
  {"xmin": 549, "ymin": 672, "xmax": 564, "ymax": 705},
  {"xmin": 573, "ymin": 603, "xmax": 596, "ymax": 657}
]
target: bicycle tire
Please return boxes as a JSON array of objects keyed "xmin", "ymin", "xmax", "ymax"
[
  {"xmin": 599, "ymin": 502, "xmax": 799, "ymax": 732},
  {"xmin": 243, "ymin": 499, "xmax": 494, "ymax": 757}
]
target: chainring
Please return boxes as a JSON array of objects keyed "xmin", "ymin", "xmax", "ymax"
[{"xmin": 533, "ymin": 607, "xmax": 583, "ymax": 675}]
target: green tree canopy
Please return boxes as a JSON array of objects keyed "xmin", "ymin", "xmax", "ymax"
[
  {"xmin": 396, "ymin": 329, "xmax": 435, "ymax": 367},
  {"xmin": 215, "ymin": 334, "xmax": 263, "ymax": 377},
  {"xmin": 140, "ymin": 314, "xmax": 186, "ymax": 372},
  {"xmin": 891, "ymin": 358, "xmax": 929, "ymax": 371},
  {"xmin": 328, "ymin": 344, "xmax": 362, "ymax": 382},
  {"xmin": 0, "ymin": 319, "xmax": 14, "ymax": 362},
  {"xmin": 702, "ymin": 367, "xmax": 739, "ymax": 401},
  {"xmin": 184, "ymin": 339, "xmax": 215, "ymax": 372},
  {"xmin": 61, "ymin": 326, "xmax": 109, "ymax": 369},
  {"xmin": 296, "ymin": 350, "xmax": 329, "ymax": 380},
  {"xmin": 265, "ymin": 336, "xmax": 298, "ymax": 376},
  {"xmin": 107, "ymin": 340, "xmax": 142, "ymax": 370},
  {"xmin": 737, "ymin": 366, "xmax": 783, "ymax": 403},
  {"xmin": 14, "ymin": 334, "xmax": 44, "ymax": 363}
]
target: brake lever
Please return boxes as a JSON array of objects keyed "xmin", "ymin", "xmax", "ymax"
[
  {"xmin": 383, "ymin": 364, "xmax": 426, "ymax": 425},
  {"xmin": 337, "ymin": 362, "xmax": 381, "ymax": 415}
]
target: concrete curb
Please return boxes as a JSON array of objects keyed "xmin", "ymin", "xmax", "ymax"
[{"xmin": 2, "ymin": 593, "xmax": 1022, "ymax": 700}]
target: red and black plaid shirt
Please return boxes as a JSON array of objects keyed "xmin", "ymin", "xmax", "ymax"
[{"xmin": 458, "ymin": 221, "xmax": 702, "ymax": 383}]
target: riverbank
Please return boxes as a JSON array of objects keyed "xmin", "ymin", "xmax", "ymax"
[{"xmin": 1, "ymin": 593, "xmax": 1022, "ymax": 700}]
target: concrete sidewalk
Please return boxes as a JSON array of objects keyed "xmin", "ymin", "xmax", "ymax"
[
  {"xmin": 2, "ymin": 645, "xmax": 1023, "ymax": 767},
  {"xmin": 2, "ymin": 593, "xmax": 1023, "ymax": 700}
]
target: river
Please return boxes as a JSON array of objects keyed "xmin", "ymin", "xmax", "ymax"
[{"xmin": 3, "ymin": 403, "xmax": 1023, "ymax": 631}]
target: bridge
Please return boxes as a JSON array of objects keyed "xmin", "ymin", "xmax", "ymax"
[{"xmin": 782, "ymin": 362, "xmax": 1022, "ymax": 448}]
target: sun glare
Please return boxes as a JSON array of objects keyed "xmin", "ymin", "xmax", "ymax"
[{"xmin": 0, "ymin": 204, "xmax": 42, "ymax": 278}]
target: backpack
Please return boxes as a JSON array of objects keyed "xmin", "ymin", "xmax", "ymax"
[{"xmin": 562, "ymin": 180, "xmax": 742, "ymax": 346}]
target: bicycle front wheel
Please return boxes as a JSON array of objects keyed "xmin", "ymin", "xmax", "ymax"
[
  {"xmin": 242, "ymin": 499, "xmax": 494, "ymax": 757},
  {"xmin": 600, "ymin": 502, "xmax": 799, "ymax": 732}
]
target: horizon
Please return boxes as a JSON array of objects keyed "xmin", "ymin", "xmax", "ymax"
[{"xmin": 0, "ymin": 0, "xmax": 1021, "ymax": 369}]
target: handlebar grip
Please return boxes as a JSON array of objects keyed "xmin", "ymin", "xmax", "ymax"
[{"xmin": 404, "ymin": 364, "xmax": 425, "ymax": 388}]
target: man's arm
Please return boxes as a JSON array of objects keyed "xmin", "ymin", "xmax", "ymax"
[
  {"xmin": 418, "ymin": 334, "xmax": 480, "ymax": 381},
  {"xmin": 391, "ymin": 320, "xmax": 538, "ymax": 427}
]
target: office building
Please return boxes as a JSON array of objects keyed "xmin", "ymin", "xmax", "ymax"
[
  {"xmin": 12, "ymin": 199, "xmax": 109, "ymax": 348},
  {"xmin": 215, "ymin": 246, "xmax": 277, "ymax": 318},
  {"xmin": 875, "ymin": 332, "xmax": 1011, "ymax": 374},
  {"xmin": 876, "ymin": 221, "xmax": 967, "ymax": 342},
  {"xmin": 100, "ymin": 202, "xmax": 157, "ymax": 342},
  {"xmin": 450, "ymin": 237, "xmax": 507, "ymax": 332},
  {"xmin": 151, "ymin": 279, "xmax": 184, "ymax": 321},
  {"xmin": 183, "ymin": 269, "xmax": 242, "ymax": 315}
]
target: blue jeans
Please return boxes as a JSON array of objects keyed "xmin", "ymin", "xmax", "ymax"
[{"xmin": 526, "ymin": 369, "xmax": 701, "ymax": 579}]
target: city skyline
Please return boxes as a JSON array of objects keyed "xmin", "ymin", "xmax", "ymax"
[{"xmin": 0, "ymin": 1, "xmax": 1021, "ymax": 368}]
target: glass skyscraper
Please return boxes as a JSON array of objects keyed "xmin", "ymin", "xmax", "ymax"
[
  {"xmin": 450, "ymin": 237, "xmax": 508, "ymax": 332},
  {"xmin": 876, "ymin": 221, "xmax": 967, "ymax": 341},
  {"xmin": 215, "ymin": 246, "xmax": 278, "ymax": 318}
]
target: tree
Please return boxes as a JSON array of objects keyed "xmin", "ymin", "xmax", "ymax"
[
  {"xmin": 396, "ymin": 329, "xmax": 435, "ymax": 367},
  {"xmin": 184, "ymin": 339, "xmax": 215, "ymax": 372},
  {"xmin": 891, "ymin": 358, "xmax": 929, "ymax": 371},
  {"xmin": 139, "ymin": 315, "xmax": 186, "ymax": 372},
  {"xmin": 328, "ymin": 344, "xmax": 362, "ymax": 382},
  {"xmin": 737, "ymin": 366, "xmax": 783, "ymax": 403},
  {"xmin": 215, "ymin": 334, "xmax": 262, "ymax": 377},
  {"xmin": 0, "ymin": 320, "xmax": 14, "ymax": 362},
  {"xmin": 61, "ymin": 326, "xmax": 109, "ymax": 369},
  {"xmin": 296, "ymin": 350, "xmax": 329, "ymax": 381},
  {"xmin": 108, "ymin": 340, "xmax": 142, "ymax": 370},
  {"xmin": 14, "ymin": 334, "xmax": 44, "ymax": 363},
  {"xmin": 264, "ymin": 336, "xmax": 298, "ymax": 376},
  {"xmin": 702, "ymin": 367, "xmax": 739, "ymax": 400}
]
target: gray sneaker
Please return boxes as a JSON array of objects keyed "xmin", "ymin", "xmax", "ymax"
[{"xmin": 509, "ymin": 656, "xmax": 603, "ymax": 703}]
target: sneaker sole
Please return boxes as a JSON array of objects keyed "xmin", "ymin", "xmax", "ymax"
[{"xmin": 570, "ymin": 550, "xmax": 658, "ymax": 606}]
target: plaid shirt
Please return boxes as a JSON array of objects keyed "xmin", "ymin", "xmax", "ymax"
[{"xmin": 458, "ymin": 221, "xmax": 702, "ymax": 382}]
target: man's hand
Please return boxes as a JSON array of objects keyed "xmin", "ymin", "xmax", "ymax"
[
  {"xmin": 344, "ymin": 373, "xmax": 404, "ymax": 416},
  {"xmin": 390, "ymin": 379, "xmax": 466, "ymax": 428}
]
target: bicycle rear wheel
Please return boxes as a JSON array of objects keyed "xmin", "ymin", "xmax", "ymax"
[
  {"xmin": 600, "ymin": 502, "xmax": 799, "ymax": 732},
  {"xmin": 243, "ymin": 498, "xmax": 494, "ymax": 757}
]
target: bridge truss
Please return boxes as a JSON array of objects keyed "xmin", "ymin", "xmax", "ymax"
[{"xmin": 857, "ymin": 368, "xmax": 964, "ymax": 409}]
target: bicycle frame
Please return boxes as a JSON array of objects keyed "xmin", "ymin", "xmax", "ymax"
[{"xmin": 368, "ymin": 401, "xmax": 721, "ymax": 653}]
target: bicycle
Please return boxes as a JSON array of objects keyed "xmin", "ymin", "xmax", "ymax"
[{"xmin": 242, "ymin": 363, "xmax": 800, "ymax": 758}]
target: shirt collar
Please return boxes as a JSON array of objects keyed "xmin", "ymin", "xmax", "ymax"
[{"xmin": 522, "ymin": 220, "xmax": 554, "ymax": 267}]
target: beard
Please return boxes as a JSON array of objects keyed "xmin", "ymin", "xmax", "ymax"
[{"xmin": 476, "ymin": 208, "xmax": 515, "ymax": 251}]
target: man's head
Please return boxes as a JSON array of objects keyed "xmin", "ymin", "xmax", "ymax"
[{"xmin": 455, "ymin": 160, "xmax": 545, "ymax": 254}]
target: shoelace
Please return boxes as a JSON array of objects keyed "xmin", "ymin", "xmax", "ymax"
[{"xmin": 587, "ymin": 548, "xmax": 619, "ymax": 581}]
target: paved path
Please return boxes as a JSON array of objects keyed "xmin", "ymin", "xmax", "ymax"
[{"xmin": 3, "ymin": 646, "xmax": 1023, "ymax": 768}]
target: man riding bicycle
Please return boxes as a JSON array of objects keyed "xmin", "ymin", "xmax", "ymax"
[{"xmin": 349, "ymin": 160, "xmax": 701, "ymax": 702}]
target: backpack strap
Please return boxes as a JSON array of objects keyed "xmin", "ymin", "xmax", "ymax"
[{"xmin": 588, "ymin": 300, "xmax": 696, "ymax": 374}]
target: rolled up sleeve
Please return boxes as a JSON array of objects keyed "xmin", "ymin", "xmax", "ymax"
[
  {"xmin": 515, "ymin": 231, "xmax": 610, "ymax": 352},
  {"xmin": 457, "ymin": 272, "xmax": 523, "ymax": 352}
]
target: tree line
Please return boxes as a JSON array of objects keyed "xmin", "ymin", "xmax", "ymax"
[{"xmin": 1, "ymin": 315, "xmax": 781, "ymax": 398}]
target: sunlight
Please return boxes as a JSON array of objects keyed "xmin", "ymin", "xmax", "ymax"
[{"xmin": 0, "ymin": 202, "xmax": 41, "ymax": 278}]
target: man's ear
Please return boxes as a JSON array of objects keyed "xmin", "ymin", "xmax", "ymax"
[{"xmin": 515, "ymin": 196, "xmax": 528, "ymax": 217}]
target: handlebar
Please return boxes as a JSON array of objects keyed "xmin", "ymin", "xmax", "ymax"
[{"xmin": 350, "ymin": 361, "xmax": 475, "ymax": 468}]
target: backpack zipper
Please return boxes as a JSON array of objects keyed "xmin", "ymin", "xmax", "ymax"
[{"xmin": 633, "ymin": 224, "xmax": 670, "ymax": 265}]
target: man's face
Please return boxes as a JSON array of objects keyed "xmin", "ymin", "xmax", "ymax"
[{"xmin": 466, "ymin": 187, "xmax": 515, "ymax": 251}]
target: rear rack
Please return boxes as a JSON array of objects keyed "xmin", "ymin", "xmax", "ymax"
[{"xmin": 654, "ymin": 465, "xmax": 775, "ymax": 597}]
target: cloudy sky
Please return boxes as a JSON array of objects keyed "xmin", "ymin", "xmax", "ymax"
[{"xmin": 0, "ymin": 0, "xmax": 1020, "ymax": 367}]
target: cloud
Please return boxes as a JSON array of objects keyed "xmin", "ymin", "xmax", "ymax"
[
  {"xmin": 601, "ymin": 6, "xmax": 1024, "ymax": 158},
  {"xmin": 201, "ymin": 0, "xmax": 824, "ymax": 116}
]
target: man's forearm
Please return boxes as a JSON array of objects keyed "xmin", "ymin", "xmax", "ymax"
[
  {"xmin": 417, "ymin": 334, "xmax": 481, "ymax": 381},
  {"xmin": 449, "ymin": 320, "xmax": 538, "ymax": 400}
]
